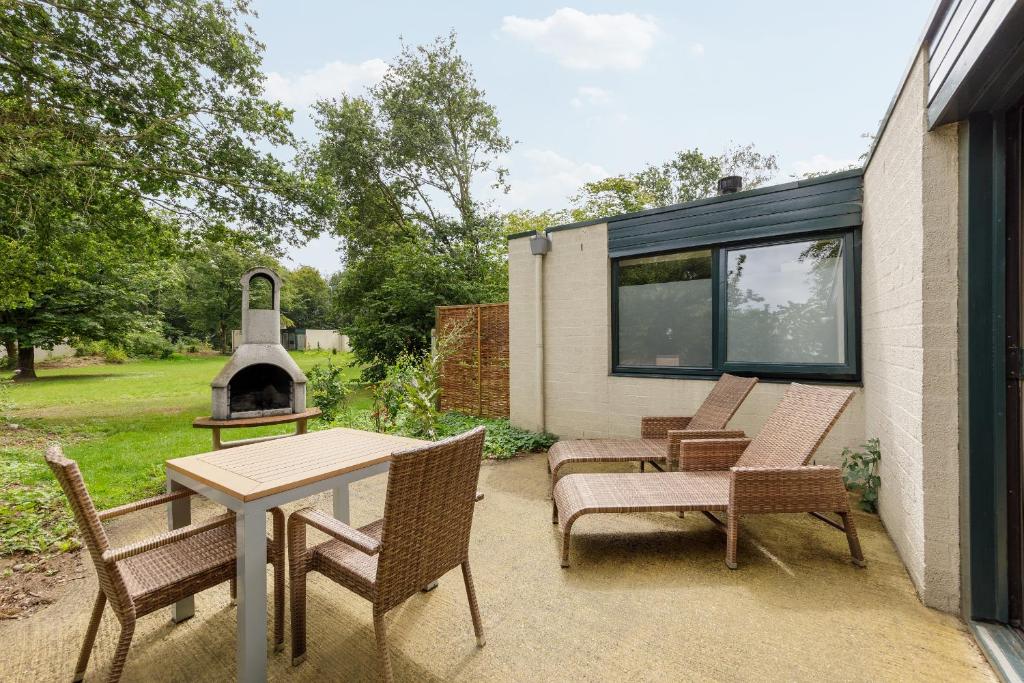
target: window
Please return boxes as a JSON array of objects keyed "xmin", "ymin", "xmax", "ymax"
[
  {"xmin": 612, "ymin": 232, "xmax": 858, "ymax": 380},
  {"xmin": 616, "ymin": 250, "xmax": 713, "ymax": 369}
]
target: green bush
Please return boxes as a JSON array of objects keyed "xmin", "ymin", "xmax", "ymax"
[
  {"xmin": 435, "ymin": 412, "xmax": 557, "ymax": 459},
  {"xmin": 74, "ymin": 340, "xmax": 102, "ymax": 357},
  {"xmin": 123, "ymin": 328, "xmax": 174, "ymax": 359},
  {"xmin": 307, "ymin": 358, "xmax": 352, "ymax": 421},
  {"xmin": 103, "ymin": 345, "xmax": 128, "ymax": 364}
]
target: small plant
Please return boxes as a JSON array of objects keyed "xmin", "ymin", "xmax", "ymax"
[
  {"xmin": 307, "ymin": 357, "xmax": 352, "ymax": 421},
  {"xmin": 0, "ymin": 459, "xmax": 79, "ymax": 556},
  {"xmin": 841, "ymin": 438, "xmax": 881, "ymax": 513}
]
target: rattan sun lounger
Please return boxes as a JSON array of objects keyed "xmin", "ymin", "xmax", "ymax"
[
  {"xmin": 45, "ymin": 445, "xmax": 285, "ymax": 683},
  {"xmin": 553, "ymin": 383, "xmax": 864, "ymax": 570},
  {"xmin": 547, "ymin": 373, "xmax": 758, "ymax": 491}
]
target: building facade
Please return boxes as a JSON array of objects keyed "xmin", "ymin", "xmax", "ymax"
[{"xmin": 509, "ymin": 0, "xmax": 1024, "ymax": 668}]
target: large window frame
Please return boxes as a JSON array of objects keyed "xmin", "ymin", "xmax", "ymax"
[{"xmin": 611, "ymin": 229, "xmax": 860, "ymax": 382}]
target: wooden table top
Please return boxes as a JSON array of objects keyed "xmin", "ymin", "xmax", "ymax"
[{"xmin": 166, "ymin": 428, "xmax": 430, "ymax": 502}]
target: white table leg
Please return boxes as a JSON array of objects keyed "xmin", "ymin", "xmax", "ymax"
[
  {"xmin": 168, "ymin": 478, "xmax": 194, "ymax": 622},
  {"xmin": 236, "ymin": 507, "xmax": 268, "ymax": 683},
  {"xmin": 333, "ymin": 482, "xmax": 350, "ymax": 524}
]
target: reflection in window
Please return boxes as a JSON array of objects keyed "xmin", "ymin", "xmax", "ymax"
[
  {"xmin": 248, "ymin": 274, "xmax": 274, "ymax": 310},
  {"xmin": 617, "ymin": 250, "xmax": 712, "ymax": 368},
  {"xmin": 725, "ymin": 238, "xmax": 845, "ymax": 364}
]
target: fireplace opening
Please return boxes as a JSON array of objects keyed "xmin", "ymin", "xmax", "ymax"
[{"xmin": 228, "ymin": 363, "xmax": 293, "ymax": 417}]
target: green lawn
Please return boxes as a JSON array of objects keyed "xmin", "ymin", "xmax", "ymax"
[{"xmin": 2, "ymin": 352, "xmax": 367, "ymax": 509}]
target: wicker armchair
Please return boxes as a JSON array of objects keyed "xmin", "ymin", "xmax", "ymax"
[
  {"xmin": 44, "ymin": 445, "xmax": 284, "ymax": 683},
  {"xmin": 553, "ymin": 384, "xmax": 864, "ymax": 570},
  {"xmin": 289, "ymin": 426, "xmax": 487, "ymax": 682},
  {"xmin": 546, "ymin": 374, "xmax": 758, "ymax": 494}
]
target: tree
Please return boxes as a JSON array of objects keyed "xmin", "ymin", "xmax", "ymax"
[
  {"xmin": 569, "ymin": 143, "xmax": 779, "ymax": 221},
  {"xmin": 307, "ymin": 33, "xmax": 511, "ymax": 377},
  {"xmin": 159, "ymin": 239, "xmax": 281, "ymax": 352},
  {"xmin": 282, "ymin": 266, "xmax": 331, "ymax": 329},
  {"xmin": 1, "ymin": 0, "xmax": 315, "ymax": 376}
]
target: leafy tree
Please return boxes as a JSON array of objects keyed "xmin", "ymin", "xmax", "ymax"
[
  {"xmin": 1, "ymin": 0, "xmax": 315, "ymax": 376},
  {"xmin": 307, "ymin": 33, "xmax": 511, "ymax": 377},
  {"xmin": 282, "ymin": 266, "xmax": 332, "ymax": 329},
  {"xmin": 158, "ymin": 239, "xmax": 281, "ymax": 352},
  {"xmin": 569, "ymin": 143, "xmax": 779, "ymax": 221}
]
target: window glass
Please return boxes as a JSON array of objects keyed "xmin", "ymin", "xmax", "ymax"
[
  {"xmin": 617, "ymin": 249, "xmax": 712, "ymax": 368},
  {"xmin": 725, "ymin": 238, "xmax": 845, "ymax": 364}
]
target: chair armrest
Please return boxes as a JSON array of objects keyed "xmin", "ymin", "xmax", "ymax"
[
  {"xmin": 670, "ymin": 438, "xmax": 751, "ymax": 471},
  {"xmin": 729, "ymin": 466, "xmax": 849, "ymax": 513},
  {"xmin": 641, "ymin": 416, "xmax": 692, "ymax": 439},
  {"xmin": 102, "ymin": 512, "xmax": 234, "ymax": 563},
  {"xmin": 290, "ymin": 508, "xmax": 381, "ymax": 555},
  {"xmin": 97, "ymin": 488, "xmax": 195, "ymax": 521},
  {"xmin": 667, "ymin": 429, "xmax": 746, "ymax": 464}
]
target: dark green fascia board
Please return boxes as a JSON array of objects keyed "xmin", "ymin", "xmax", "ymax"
[
  {"xmin": 507, "ymin": 229, "xmax": 540, "ymax": 241},
  {"xmin": 532, "ymin": 169, "xmax": 864, "ymax": 238}
]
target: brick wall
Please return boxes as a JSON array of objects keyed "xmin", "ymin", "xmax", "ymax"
[{"xmin": 862, "ymin": 48, "xmax": 960, "ymax": 611}]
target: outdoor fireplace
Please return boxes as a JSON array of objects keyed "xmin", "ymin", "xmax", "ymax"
[{"xmin": 210, "ymin": 267, "xmax": 307, "ymax": 420}]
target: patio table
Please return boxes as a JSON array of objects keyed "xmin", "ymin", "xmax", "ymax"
[{"xmin": 165, "ymin": 427, "xmax": 430, "ymax": 683}]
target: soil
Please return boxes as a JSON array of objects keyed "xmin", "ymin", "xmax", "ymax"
[
  {"xmin": 0, "ymin": 550, "xmax": 85, "ymax": 620},
  {"xmin": 35, "ymin": 355, "xmax": 105, "ymax": 370}
]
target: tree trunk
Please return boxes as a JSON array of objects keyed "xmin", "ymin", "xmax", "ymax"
[
  {"xmin": 15, "ymin": 345, "xmax": 36, "ymax": 381},
  {"xmin": 2, "ymin": 339, "xmax": 15, "ymax": 370}
]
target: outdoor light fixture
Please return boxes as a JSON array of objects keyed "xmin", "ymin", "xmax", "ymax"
[
  {"xmin": 718, "ymin": 175, "xmax": 743, "ymax": 195},
  {"xmin": 530, "ymin": 232, "xmax": 552, "ymax": 255}
]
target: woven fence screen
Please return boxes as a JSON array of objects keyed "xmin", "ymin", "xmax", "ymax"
[{"xmin": 436, "ymin": 303, "xmax": 509, "ymax": 418}]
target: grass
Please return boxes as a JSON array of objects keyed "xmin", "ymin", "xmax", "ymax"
[{"xmin": 1, "ymin": 352, "xmax": 367, "ymax": 510}]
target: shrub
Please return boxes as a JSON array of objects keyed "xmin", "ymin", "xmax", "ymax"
[
  {"xmin": 307, "ymin": 358, "xmax": 351, "ymax": 421},
  {"xmin": 103, "ymin": 346, "xmax": 128, "ymax": 364},
  {"xmin": 435, "ymin": 412, "xmax": 557, "ymax": 459},
  {"xmin": 74, "ymin": 340, "xmax": 102, "ymax": 357},
  {"xmin": 841, "ymin": 438, "xmax": 881, "ymax": 513},
  {"xmin": 123, "ymin": 328, "xmax": 174, "ymax": 359}
]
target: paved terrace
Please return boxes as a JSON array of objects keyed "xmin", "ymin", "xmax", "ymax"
[{"xmin": 2, "ymin": 454, "xmax": 993, "ymax": 681}]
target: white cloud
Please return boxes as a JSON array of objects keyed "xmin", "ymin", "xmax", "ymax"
[
  {"xmin": 570, "ymin": 85, "xmax": 611, "ymax": 108},
  {"xmin": 495, "ymin": 148, "xmax": 609, "ymax": 211},
  {"xmin": 690, "ymin": 43, "xmax": 705, "ymax": 57},
  {"xmin": 265, "ymin": 58, "xmax": 387, "ymax": 108},
  {"xmin": 500, "ymin": 8, "xmax": 659, "ymax": 70},
  {"xmin": 791, "ymin": 154, "xmax": 860, "ymax": 177}
]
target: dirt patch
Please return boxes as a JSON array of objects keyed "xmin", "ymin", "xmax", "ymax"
[
  {"xmin": 0, "ymin": 423, "xmax": 83, "ymax": 450},
  {"xmin": 0, "ymin": 550, "xmax": 85, "ymax": 620},
  {"xmin": 35, "ymin": 355, "xmax": 105, "ymax": 370}
]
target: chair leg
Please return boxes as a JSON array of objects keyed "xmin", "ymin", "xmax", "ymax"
[
  {"xmin": 551, "ymin": 500, "xmax": 558, "ymax": 525},
  {"xmin": 270, "ymin": 507, "xmax": 285, "ymax": 652},
  {"xmin": 725, "ymin": 510, "xmax": 740, "ymax": 570},
  {"xmin": 74, "ymin": 591, "xmax": 106, "ymax": 682},
  {"xmin": 560, "ymin": 520, "xmax": 574, "ymax": 568},
  {"xmin": 461, "ymin": 561, "xmax": 486, "ymax": 647},
  {"xmin": 289, "ymin": 562, "xmax": 307, "ymax": 666},
  {"xmin": 230, "ymin": 578, "xmax": 236, "ymax": 604},
  {"xmin": 373, "ymin": 607, "xmax": 395, "ymax": 683},
  {"xmin": 105, "ymin": 621, "xmax": 135, "ymax": 683},
  {"xmin": 839, "ymin": 511, "xmax": 867, "ymax": 567}
]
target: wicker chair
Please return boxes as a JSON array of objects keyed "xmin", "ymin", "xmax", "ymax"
[
  {"xmin": 288, "ymin": 426, "xmax": 487, "ymax": 682},
  {"xmin": 547, "ymin": 373, "xmax": 758, "ymax": 504},
  {"xmin": 44, "ymin": 445, "xmax": 285, "ymax": 683},
  {"xmin": 553, "ymin": 384, "xmax": 864, "ymax": 570}
]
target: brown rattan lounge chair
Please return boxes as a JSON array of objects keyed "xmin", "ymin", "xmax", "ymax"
[
  {"xmin": 45, "ymin": 445, "xmax": 285, "ymax": 683},
  {"xmin": 547, "ymin": 373, "xmax": 758, "ymax": 493},
  {"xmin": 288, "ymin": 426, "xmax": 487, "ymax": 682},
  {"xmin": 553, "ymin": 384, "xmax": 864, "ymax": 570}
]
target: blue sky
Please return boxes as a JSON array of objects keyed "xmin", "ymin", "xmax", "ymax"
[{"xmin": 249, "ymin": 1, "xmax": 935, "ymax": 273}]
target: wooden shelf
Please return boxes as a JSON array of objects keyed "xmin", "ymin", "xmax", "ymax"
[{"xmin": 192, "ymin": 407, "xmax": 322, "ymax": 429}]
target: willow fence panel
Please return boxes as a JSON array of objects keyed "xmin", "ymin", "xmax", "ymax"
[{"xmin": 436, "ymin": 303, "xmax": 509, "ymax": 418}]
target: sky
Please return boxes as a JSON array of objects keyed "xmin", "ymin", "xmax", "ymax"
[{"xmin": 248, "ymin": 1, "xmax": 936, "ymax": 274}]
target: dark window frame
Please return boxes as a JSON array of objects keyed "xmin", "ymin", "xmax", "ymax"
[{"xmin": 611, "ymin": 229, "xmax": 861, "ymax": 382}]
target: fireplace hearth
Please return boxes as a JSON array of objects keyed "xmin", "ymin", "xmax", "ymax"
[{"xmin": 210, "ymin": 268, "xmax": 307, "ymax": 420}]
